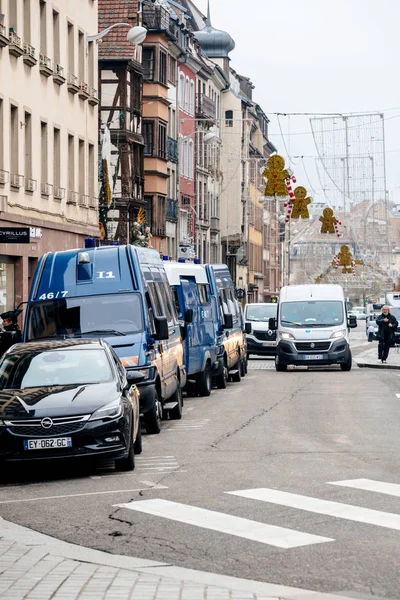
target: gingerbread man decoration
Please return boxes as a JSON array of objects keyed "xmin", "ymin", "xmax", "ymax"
[
  {"xmin": 337, "ymin": 245, "xmax": 353, "ymax": 274},
  {"xmin": 290, "ymin": 186, "xmax": 311, "ymax": 219},
  {"xmin": 262, "ymin": 155, "xmax": 289, "ymax": 197},
  {"xmin": 319, "ymin": 208, "xmax": 338, "ymax": 234}
]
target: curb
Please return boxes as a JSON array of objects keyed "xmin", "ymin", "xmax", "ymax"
[
  {"xmin": 355, "ymin": 361, "xmax": 400, "ymax": 370},
  {"xmin": 0, "ymin": 516, "xmax": 364, "ymax": 600}
]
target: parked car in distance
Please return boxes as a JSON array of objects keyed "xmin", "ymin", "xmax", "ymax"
[
  {"xmin": 0, "ymin": 340, "xmax": 143, "ymax": 470},
  {"xmin": 244, "ymin": 303, "xmax": 278, "ymax": 358},
  {"xmin": 365, "ymin": 315, "xmax": 378, "ymax": 340},
  {"xmin": 389, "ymin": 307, "xmax": 400, "ymax": 345},
  {"xmin": 350, "ymin": 306, "xmax": 367, "ymax": 320}
]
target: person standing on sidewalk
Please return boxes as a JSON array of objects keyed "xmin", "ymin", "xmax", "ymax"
[{"xmin": 377, "ymin": 305, "xmax": 398, "ymax": 363}]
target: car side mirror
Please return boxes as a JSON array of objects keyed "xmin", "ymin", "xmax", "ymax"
[
  {"xmin": 244, "ymin": 322, "xmax": 251, "ymax": 334},
  {"xmin": 348, "ymin": 315, "xmax": 357, "ymax": 329},
  {"xmin": 269, "ymin": 317, "xmax": 277, "ymax": 330},
  {"xmin": 184, "ymin": 308, "xmax": 193, "ymax": 324},
  {"xmin": 223, "ymin": 313, "xmax": 233, "ymax": 329},
  {"xmin": 126, "ymin": 370, "xmax": 146, "ymax": 384},
  {"xmin": 153, "ymin": 315, "xmax": 169, "ymax": 340}
]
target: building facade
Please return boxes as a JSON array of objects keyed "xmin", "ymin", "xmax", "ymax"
[{"xmin": 0, "ymin": 0, "xmax": 98, "ymax": 314}]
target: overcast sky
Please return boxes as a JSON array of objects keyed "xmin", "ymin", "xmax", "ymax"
[{"xmin": 195, "ymin": 0, "xmax": 400, "ymax": 207}]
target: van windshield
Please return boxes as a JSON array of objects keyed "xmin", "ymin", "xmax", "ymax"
[
  {"xmin": 245, "ymin": 304, "xmax": 277, "ymax": 322},
  {"xmin": 26, "ymin": 294, "xmax": 144, "ymax": 341},
  {"xmin": 280, "ymin": 301, "xmax": 344, "ymax": 328}
]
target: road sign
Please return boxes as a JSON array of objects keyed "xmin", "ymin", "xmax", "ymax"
[{"xmin": 0, "ymin": 228, "xmax": 30, "ymax": 244}]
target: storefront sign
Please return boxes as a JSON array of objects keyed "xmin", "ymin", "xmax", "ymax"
[{"xmin": 0, "ymin": 228, "xmax": 30, "ymax": 244}]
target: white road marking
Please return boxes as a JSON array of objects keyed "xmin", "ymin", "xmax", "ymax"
[
  {"xmin": 166, "ymin": 419, "xmax": 210, "ymax": 431},
  {"xmin": 329, "ymin": 478, "xmax": 400, "ymax": 498},
  {"xmin": 0, "ymin": 485, "xmax": 168, "ymax": 504},
  {"xmin": 227, "ymin": 488, "xmax": 400, "ymax": 532},
  {"xmin": 139, "ymin": 480, "xmax": 168, "ymax": 489},
  {"xmin": 396, "ymin": 394, "xmax": 400, "ymax": 398},
  {"xmin": 185, "ymin": 406, "xmax": 195, "ymax": 412},
  {"xmin": 135, "ymin": 456, "xmax": 180, "ymax": 472},
  {"xmin": 113, "ymin": 498, "xmax": 333, "ymax": 549}
]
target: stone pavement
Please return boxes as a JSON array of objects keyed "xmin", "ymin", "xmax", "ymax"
[
  {"xmin": 354, "ymin": 343, "xmax": 400, "ymax": 370},
  {"xmin": 0, "ymin": 516, "xmax": 365, "ymax": 600}
]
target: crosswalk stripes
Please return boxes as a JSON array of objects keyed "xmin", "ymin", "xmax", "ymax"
[
  {"xmin": 134, "ymin": 455, "xmax": 180, "ymax": 473},
  {"xmin": 227, "ymin": 487, "xmax": 400, "ymax": 531},
  {"xmin": 113, "ymin": 498, "xmax": 333, "ymax": 549},
  {"xmin": 165, "ymin": 419, "xmax": 210, "ymax": 431},
  {"xmin": 114, "ymin": 477, "xmax": 400, "ymax": 550}
]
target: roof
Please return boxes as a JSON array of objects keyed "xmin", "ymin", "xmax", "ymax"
[
  {"xmin": 280, "ymin": 284, "xmax": 345, "ymax": 302},
  {"xmin": 164, "ymin": 262, "xmax": 208, "ymax": 285},
  {"xmin": 98, "ymin": 0, "xmax": 139, "ymax": 60}
]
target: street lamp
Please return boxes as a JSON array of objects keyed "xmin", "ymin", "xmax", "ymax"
[{"xmin": 86, "ymin": 23, "xmax": 147, "ymax": 50}]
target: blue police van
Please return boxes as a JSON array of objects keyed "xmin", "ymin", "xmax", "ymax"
[
  {"xmin": 204, "ymin": 264, "xmax": 247, "ymax": 386},
  {"xmin": 23, "ymin": 243, "xmax": 186, "ymax": 434},
  {"xmin": 164, "ymin": 261, "xmax": 220, "ymax": 397}
]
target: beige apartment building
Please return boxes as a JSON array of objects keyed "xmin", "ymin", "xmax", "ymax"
[{"xmin": 0, "ymin": 0, "xmax": 98, "ymax": 314}]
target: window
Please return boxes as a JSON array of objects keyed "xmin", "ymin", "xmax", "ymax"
[
  {"xmin": 188, "ymin": 139, "xmax": 194, "ymax": 179},
  {"xmin": 68, "ymin": 134, "xmax": 74, "ymax": 191},
  {"xmin": 10, "ymin": 105, "xmax": 18, "ymax": 177},
  {"xmin": 41, "ymin": 122, "xmax": 48, "ymax": 185},
  {"xmin": 78, "ymin": 31, "xmax": 85, "ymax": 82},
  {"xmin": 88, "ymin": 143, "xmax": 95, "ymax": 199},
  {"xmin": 53, "ymin": 128, "xmax": 60, "ymax": 188},
  {"xmin": 147, "ymin": 282, "xmax": 163, "ymax": 317},
  {"xmin": 185, "ymin": 77, "xmax": 189, "ymax": 112},
  {"xmin": 78, "ymin": 139, "xmax": 85, "ymax": 194},
  {"xmin": 197, "ymin": 284, "xmax": 208, "ymax": 306},
  {"xmin": 39, "ymin": 1, "xmax": 47, "ymax": 54},
  {"xmin": 67, "ymin": 22, "xmax": 74, "ymax": 74},
  {"xmin": 52, "ymin": 10, "xmax": 60, "ymax": 65},
  {"xmin": 183, "ymin": 139, "xmax": 188, "ymax": 177},
  {"xmin": 179, "ymin": 72, "xmax": 185, "ymax": 108},
  {"xmin": 9, "ymin": 0, "xmax": 17, "ymax": 31},
  {"xmin": 158, "ymin": 122, "xmax": 166, "ymax": 159},
  {"xmin": 142, "ymin": 48, "xmax": 154, "ymax": 81},
  {"xmin": 225, "ymin": 110, "xmax": 233, "ymax": 127},
  {"xmin": 159, "ymin": 50, "xmax": 167, "ymax": 85},
  {"xmin": 88, "ymin": 41, "xmax": 94, "ymax": 87},
  {"xmin": 23, "ymin": 0, "xmax": 31, "ymax": 44},
  {"xmin": 143, "ymin": 122, "xmax": 154, "ymax": 156},
  {"xmin": 189, "ymin": 80, "xmax": 195, "ymax": 115},
  {"xmin": 168, "ymin": 56, "xmax": 176, "ymax": 84},
  {"xmin": 24, "ymin": 112, "xmax": 32, "ymax": 180}
]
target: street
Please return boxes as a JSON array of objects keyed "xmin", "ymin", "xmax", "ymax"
[{"xmin": 1, "ymin": 331, "xmax": 400, "ymax": 598}]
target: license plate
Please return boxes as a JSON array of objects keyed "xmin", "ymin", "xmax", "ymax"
[
  {"xmin": 263, "ymin": 341, "xmax": 276, "ymax": 346},
  {"xmin": 23, "ymin": 438, "xmax": 72, "ymax": 450},
  {"xmin": 302, "ymin": 354, "xmax": 324, "ymax": 360}
]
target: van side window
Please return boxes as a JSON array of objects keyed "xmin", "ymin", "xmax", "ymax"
[
  {"xmin": 163, "ymin": 282, "xmax": 179, "ymax": 323},
  {"xmin": 157, "ymin": 282, "xmax": 174, "ymax": 326},
  {"xmin": 173, "ymin": 288, "xmax": 182, "ymax": 318},
  {"xmin": 145, "ymin": 291, "xmax": 156, "ymax": 334},
  {"xmin": 225, "ymin": 288, "xmax": 239, "ymax": 325},
  {"xmin": 197, "ymin": 284, "xmax": 208, "ymax": 306},
  {"xmin": 147, "ymin": 282, "xmax": 163, "ymax": 317}
]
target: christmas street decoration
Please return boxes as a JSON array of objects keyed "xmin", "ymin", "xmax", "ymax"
[
  {"xmin": 290, "ymin": 186, "xmax": 311, "ymax": 220},
  {"xmin": 319, "ymin": 207, "xmax": 342, "ymax": 236},
  {"xmin": 262, "ymin": 154, "xmax": 290, "ymax": 197},
  {"xmin": 335, "ymin": 245, "xmax": 355, "ymax": 274},
  {"xmin": 136, "ymin": 207, "xmax": 146, "ymax": 225}
]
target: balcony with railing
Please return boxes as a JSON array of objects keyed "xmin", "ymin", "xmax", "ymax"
[
  {"xmin": 78, "ymin": 82, "xmax": 90, "ymax": 101},
  {"xmin": 39, "ymin": 53, "xmax": 53, "ymax": 77},
  {"xmin": 10, "ymin": 174, "xmax": 24, "ymax": 189},
  {"xmin": 196, "ymin": 94, "xmax": 216, "ymax": 120},
  {"xmin": 25, "ymin": 178, "xmax": 37, "ymax": 192},
  {"xmin": 0, "ymin": 23, "xmax": 7, "ymax": 47},
  {"xmin": 67, "ymin": 73, "xmax": 79, "ymax": 95},
  {"xmin": 88, "ymin": 87, "xmax": 99, "ymax": 106},
  {"xmin": 166, "ymin": 198, "xmax": 178, "ymax": 223},
  {"xmin": 23, "ymin": 43, "xmax": 36, "ymax": 66},
  {"xmin": 142, "ymin": 2, "xmax": 170, "ymax": 32},
  {"xmin": 8, "ymin": 30, "xmax": 23, "ymax": 57},
  {"xmin": 168, "ymin": 137, "xmax": 178, "ymax": 163},
  {"xmin": 67, "ymin": 190, "xmax": 79, "ymax": 205},
  {"xmin": 0, "ymin": 169, "xmax": 9, "ymax": 185},
  {"xmin": 210, "ymin": 216, "xmax": 220, "ymax": 232},
  {"xmin": 54, "ymin": 186, "xmax": 65, "ymax": 201},
  {"xmin": 41, "ymin": 182, "xmax": 53, "ymax": 197},
  {"xmin": 53, "ymin": 63, "xmax": 65, "ymax": 85}
]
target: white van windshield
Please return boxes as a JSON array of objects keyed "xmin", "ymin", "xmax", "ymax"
[
  {"xmin": 245, "ymin": 304, "xmax": 277, "ymax": 322},
  {"xmin": 280, "ymin": 301, "xmax": 344, "ymax": 328}
]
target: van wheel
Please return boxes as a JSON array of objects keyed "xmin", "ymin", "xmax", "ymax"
[
  {"xmin": 340, "ymin": 351, "xmax": 352, "ymax": 371},
  {"xmin": 115, "ymin": 426, "xmax": 135, "ymax": 471},
  {"xmin": 231, "ymin": 360, "xmax": 241, "ymax": 383},
  {"xmin": 197, "ymin": 363, "xmax": 212, "ymax": 397},
  {"xmin": 275, "ymin": 355, "xmax": 287, "ymax": 372},
  {"xmin": 134, "ymin": 422, "xmax": 142, "ymax": 455},
  {"xmin": 144, "ymin": 391, "xmax": 161, "ymax": 434},
  {"xmin": 214, "ymin": 358, "xmax": 227, "ymax": 389},
  {"xmin": 169, "ymin": 382, "xmax": 183, "ymax": 420}
]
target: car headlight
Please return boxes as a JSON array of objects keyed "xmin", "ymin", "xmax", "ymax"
[
  {"xmin": 89, "ymin": 399, "xmax": 123, "ymax": 421},
  {"xmin": 330, "ymin": 330, "xmax": 346, "ymax": 339},
  {"xmin": 281, "ymin": 332, "xmax": 295, "ymax": 340}
]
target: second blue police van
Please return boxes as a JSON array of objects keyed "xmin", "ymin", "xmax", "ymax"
[
  {"xmin": 23, "ymin": 244, "xmax": 186, "ymax": 435},
  {"xmin": 164, "ymin": 261, "xmax": 220, "ymax": 397}
]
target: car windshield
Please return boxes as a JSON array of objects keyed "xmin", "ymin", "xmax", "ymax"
[
  {"xmin": 280, "ymin": 301, "xmax": 344, "ymax": 328},
  {"xmin": 390, "ymin": 309, "xmax": 400, "ymax": 321},
  {"xmin": 245, "ymin": 305, "xmax": 277, "ymax": 322},
  {"xmin": 26, "ymin": 294, "xmax": 144, "ymax": 341},
  {"xmin": 0, "ymin": 348, "xmax": 114, "ymax": 389}
]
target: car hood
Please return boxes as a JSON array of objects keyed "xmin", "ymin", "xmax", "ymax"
[{"xmin": 0, "ymin": 382, "xmax": 120, "ymax": 419}]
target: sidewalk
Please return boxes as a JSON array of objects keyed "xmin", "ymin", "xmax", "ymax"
[
  {"xmin": 0, "ymin": 516, "xmax": 372, "ymax": 600},
  {"xmin": 354, "ymin": 344, "xmax": 400, "ymax": 370}
]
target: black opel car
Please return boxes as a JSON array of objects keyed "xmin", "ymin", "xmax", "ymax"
[{"xmin": 0, "ymin": 340, "xmax": 143, "ymax": 470}]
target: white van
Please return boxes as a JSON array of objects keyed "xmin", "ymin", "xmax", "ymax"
[{"xmin": 271, "ymin": 284, "xmax": 357, "ymax": 372}]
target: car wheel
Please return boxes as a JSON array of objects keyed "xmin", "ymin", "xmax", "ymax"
[
  {"xmin": 134, "ymin": 421, "xmax": 142, "ymax": 455},
  {"xmin": 214, "ymin": 358, "xmax": 227, "ymax": 389},
  {"xmin": 196, "ymin": 363, "xmax": 212, "ymax": 397},
  {"xmin": 115, "ymin": 428, "xmax": 135, "ymax": 472},
  {"xmin": 275, "ymin": 354, "xmax": 287, "ymax": 372},
  {"xmin": 144, "ymin": 390, "xmax": 161, "ymax": 434},
  {"xmin": 231, "ymin": 359, "xmax": 241, "ymax": 383},
  {"xmin": 340, "ymin": 350, "xmax": 352, "ymax": 371},
  {"xmin": 169, "ymin": 381, "xmax": 183, "ymax": 420}
]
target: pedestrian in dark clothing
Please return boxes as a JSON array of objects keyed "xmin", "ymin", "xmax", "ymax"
[
  {"xmin": 0, "ymin": 309, "xmax": 22, "ymax": 357},
  {"xmin": 376, "ymin": 305, "xmax": 398, "ymax": 363}
]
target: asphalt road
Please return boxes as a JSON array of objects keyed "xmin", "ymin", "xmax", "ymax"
[{"xmin": 2, "ymin": 329, "xmax": 400, "ymax": 598}]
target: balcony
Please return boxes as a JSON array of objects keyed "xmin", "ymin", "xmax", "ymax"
[
  {"xmin": 39, "ymin": 53, "xmax": 53, "ymax": 77},
  {"xmin": 23, "ymin": 43, "xmax": 36, "ymax": 66},
  {"xmin": 53, "ymin": 63, "xmax": 66, "ymax": 86},
  {"xmin": 25, "ymin": 178, "xmax": 37, "ymax": 193},
  {"xmin": 10, "ymin": 174, "xmax": 24, "ymax": 189},
  {"xmin": 8, "ymin": 31, "xmax": 23, "ymax": 57},
  {"xmin": 66, "ymin": 190, "xmax": 79, "ymax": 205},
  {"xmin": 0, "ymin": 169, "xmax": 9, "ymax": 185},
  {"xmin": 89, "ymin": 197, "xmax": 97, "ymax": 209},
  {"xmin": 0, "ymin": 23, "xmax": 8, "ymax": 47},
  {"xmin": 78, "ymin": 81, "xmax": 90, "ymax": 101},
  {"xmin": 67, "ymin": 73, "xmax": 79, "ymax": 95},
  {"xmin": 88, "ymin": 87, "xmax": 99, "ymax": 106},
  {"xmin": 166, "ymin": 198, "xmax": 178, "ymax": 223},
  {"xmin": 41, "ymin": 182, "xmax": 53, "ymax": 197},
  {"xmin": 54, "ymin": 186, "xmax": 65, "ymax": 201},
  {"xmin": 168, "ymin": 137, "xmax": 178, "ymax": 163},
  {"xmin": 78, "ymin": 194, "xmax": 89, "ymax": 208},
  {"xmin": 210, "ymin": 216, "xmax": 220, "ymax": 232},
  {"xmin": 142, "ymin": 3, "xmax": 170, "ymax": 31},
  {"xmin": 196, "ymin": 94, "xmax": 216, "ymax": 120}
]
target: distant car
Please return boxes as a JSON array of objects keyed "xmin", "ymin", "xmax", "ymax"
[
  {"xmin": 365, "ymin": 315, "xmax": 378, "ymax": 340},
  {"xmin": 244, "ymin": 303, "xmax": 278, "ymax": 358},
  {"xmin": 389, "ymin": 308, "xmax": 400, "ymax": 345},
  {"xmin": 351, "ymin": 306, "xmax": 367, "ymax": 320},
  {"xmin": 0, "ymin": 340, "xmax": 143, "ymax": 470}
]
